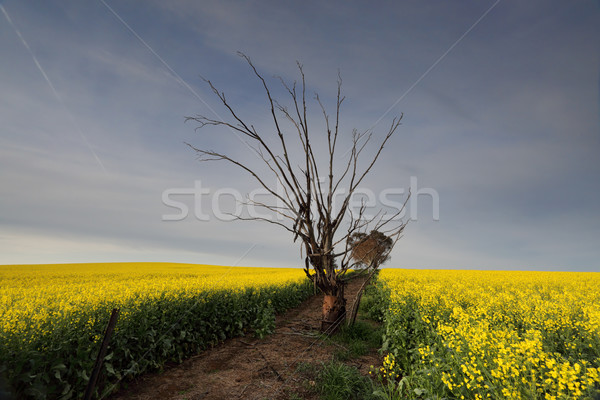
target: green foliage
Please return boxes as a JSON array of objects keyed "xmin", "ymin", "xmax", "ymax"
[
  {"xmin": 327, "ymin": 321, "xmax": 383, "ymax": 361},
  {"xmin": 1, "ymin": 280, "xmax": 313, "ymax": 399},
  {"xmin": 251, "ymin": 300, "xmax": 276, "ymax": 339},
  {"xmin": 381, "ymin": 294, "xmax": 436, "ymax": 374},
  {"xmin": 315, "ymin": 361, "xmax": 377, "ymax": 400},
  {"xmin": 358, "ymin": 277, "xmax": 390, "ymax": 323}
]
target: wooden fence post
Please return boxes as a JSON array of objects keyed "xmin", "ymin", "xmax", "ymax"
[{"xmin": 83, "ymin": 308, "xmax": 120, "ymax": 400}]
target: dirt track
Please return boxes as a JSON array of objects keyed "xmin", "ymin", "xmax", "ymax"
[{"xmin": 107, "ymin": 277, "xmax": 379, "ymax": 400}]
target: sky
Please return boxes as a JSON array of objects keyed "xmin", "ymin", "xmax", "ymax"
[{"xmin": 1, "ymin": 0, "xmax": 599, "ymax": 271}]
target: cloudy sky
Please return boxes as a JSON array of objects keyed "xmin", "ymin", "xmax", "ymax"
[{"xmin": 1, "ymin": 0, "xmax": 598, "ymax": 271}]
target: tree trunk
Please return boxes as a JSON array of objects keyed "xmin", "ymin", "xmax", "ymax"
[
  {"xmin": 347, "ymin": 268, "xmax": 378, "ymax": 327},
  {"xmin": 347, "ymin": 290, "xmax": 363, "ymax": 328},
  {"xmin": 320, "ymin": 287, "xmax": 346, "ymax": 333}
]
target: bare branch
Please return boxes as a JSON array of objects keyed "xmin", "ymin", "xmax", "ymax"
[{"xmin": 186, "ymin": 56, "xmax": 406, "ymax": 331}]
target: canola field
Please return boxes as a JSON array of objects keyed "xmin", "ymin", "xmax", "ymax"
[
  {"xmin": 377, "ymin": 269, "xmax": 600, "ymax": 399},
  {"xmin": 0, "ymin": 263, "xmax": 313, "ymax": 399}
]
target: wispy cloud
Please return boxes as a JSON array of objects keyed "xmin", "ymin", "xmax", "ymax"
[{"xmin": 1, "ymin": 4, "xmax": 107, "ymax": 173}]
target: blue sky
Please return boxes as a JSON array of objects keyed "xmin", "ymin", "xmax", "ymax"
[{"xmin": 1, "ymin": 0, "xmax": 598, "ymax": 271}]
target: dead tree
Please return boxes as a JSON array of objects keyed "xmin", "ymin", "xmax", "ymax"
[{"xmin": 186, "ymin": 53, "xmax": 409, "ymax": 333}]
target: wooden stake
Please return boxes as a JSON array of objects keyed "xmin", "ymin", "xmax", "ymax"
[{"xmin": 84, "ymin": 308, "xmax": 120, "ymax": 400}]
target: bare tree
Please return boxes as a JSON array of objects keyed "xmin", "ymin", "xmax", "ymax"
[{"xmin": 186, "ymin": 53, "xmax": 409, "ymax": 333}]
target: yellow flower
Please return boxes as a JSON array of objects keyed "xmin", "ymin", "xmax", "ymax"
[{"xmin": 379, "ymin": 268, "xmax": 600, "ymax": 399}]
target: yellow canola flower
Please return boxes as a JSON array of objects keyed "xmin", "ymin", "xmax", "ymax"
[
  {"xmin": 0, "ymin": 262, "xmax": 308, "ymax": 346},
  {"xmin": 379, "ymin": 269, "xmax": 600, "ymax": 399}
]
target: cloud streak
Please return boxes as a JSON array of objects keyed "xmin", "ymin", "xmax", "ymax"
[{"xmin": 1, "ymin": 4, "xmax": 107, "ymax": 174}]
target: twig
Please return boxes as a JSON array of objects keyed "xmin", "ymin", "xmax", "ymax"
[
  {"xmin": 256, "ymin": 349, "xmax": 284, "ymax": 381},
  {"xmin": 238, "ymin": 384, "xmax": 250, "ymax": 398},
  {"xmin": 281, "ymin": 331, "xmax": 318, "ymax": 338}
]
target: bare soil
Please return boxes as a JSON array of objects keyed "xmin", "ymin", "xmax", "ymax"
[{"xmin": 106, "ymin": 277, "xmax": 381, "ymax": 400}]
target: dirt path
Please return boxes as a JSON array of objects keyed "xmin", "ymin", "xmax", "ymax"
[{"xmin": 107, "ymin": 277, "xmax": 380, "ymax": 400}]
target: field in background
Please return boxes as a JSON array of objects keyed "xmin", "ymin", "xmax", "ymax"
[
  {"xmin": 376, "ymin": 269, "xmax": 600, "ymax": 399},
  {"xmin": 0, "ymin": 263, "xmax": 313, "ymax": 399}
]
